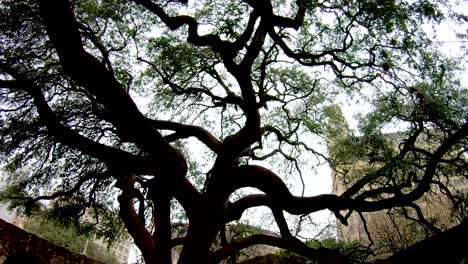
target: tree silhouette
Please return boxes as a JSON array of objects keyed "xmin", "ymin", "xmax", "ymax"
[{"xmin": 0, "ymin": 0, "xmax": 467, "ymax": 263}]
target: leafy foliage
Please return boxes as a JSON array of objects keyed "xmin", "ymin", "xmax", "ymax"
[
  {"xmin": 276, "ymin": 238, "xmax": 368, "ymax": 264},
  {"xmin": 0, "ymin": 0, "xmax": 467, "ymax": 263},
  {"xmin": 22, "ymin": 217, "xmax": 119, "ymax": 263}
]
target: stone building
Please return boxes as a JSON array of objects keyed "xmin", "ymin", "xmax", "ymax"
[
  {"xmin": 326, "ymin": 106, "xmax": 467, "ymax": 255},
  {"xmin": 330, "ymin": 128, "xmax": 467, "ymax": 255},
  {"xmin": 81, "ymin": 212, "xmax": 132, "ymax": 264}
]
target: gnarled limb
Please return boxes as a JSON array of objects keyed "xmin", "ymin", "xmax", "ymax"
[
  {"xmin": 149, "ymin": 119, "xmax": 222, "ymax": 153},
  {"xmin": 117, "ymin": 174, "xmax": 157, "ymax": 264},
  {"xmin": 37, "ymin": 0, "xmax": 187, "ymax": 178},
  {"xmin": 0, "ymin": 65, "xmax": 158, "ymax": 175},
  {"xmin": 212, "ymin": 234, "xmax": 345, "ymax": 264},
  {"xmin": 132, "ymin": 0, "xmax": 237, "ymax": 56},
  {"xmin": 221, "ymin": 159, "xmax": 468, "ymax": 220}
]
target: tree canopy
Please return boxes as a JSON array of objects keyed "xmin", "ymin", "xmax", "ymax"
[{"xmin": 0, "ymin": 0, "xmax": 467, "ymax": 263}]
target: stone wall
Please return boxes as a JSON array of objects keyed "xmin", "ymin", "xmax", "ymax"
[{"xmin": 0, "ymin": 218, "xmax": 103, "ymax": 264}]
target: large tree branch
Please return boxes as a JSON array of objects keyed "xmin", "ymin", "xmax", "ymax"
[
  {"xmin": 211, "ymin": 234, "xmax": 344, "ymax": 264},
  {"xmin": 149, "ymin": 119, "xmax": 222, "ymax": 153},
  {"xmin": 134, "ymin": 0, "xmax": 265, "ymax": 163},
  {"xmin": 341, "ymin": 123, "xmax": 424, "ymax": 198},
  {"xmin": 224, "ymin": 194, "xmax": 269, "ymax": 222},
  {"xmin": 36, "ymin": 0, "xmax": 136, "ymax": 121},
  {"xmin": 132, "ymin": 0, "xmax": 237, "ymax": 58},
  {"xmin": 137, "ymin": 57, "xmax": 245, "ymax": 111},
  {"xmin": 219, "ymin": 148, "xmax": 467, "ymax": 222},
  {"xmin": 36, "ymin": 0, "xmax": 187, "ymax": 177},
  {"xmin": 224, "ymin": 194, "xmax": 295, "ymax": 240},
  {"xmin": 216, "ymin": 165, "xmax": 344, "ymax": 215},
  {"xmin": 173, "ymin": 179, "xmax": 202, "ymax": 220},
  {"xmin": 29, "ymin": 171, "xmax": 110, "ymax": 203},
  {"xmin": 232, "ymin": 9, "xmax": 261, "ymax": 50},
  {"xmin": 240, "ymin": 17, "xmax": 268, "ymax": 69},
  {"xmin": 224, "ymin": 18, "xmax": 268, "ymax": 150},
  {"xmin": 0, "ymin": 63, "xmax": 159, "ymax": 175},
  {"xmin": 243, "ymin": 0, "xmax": 311, "ymax": 30},
  {"xmin": 117, "ymin": 174, "xmax": 157, "ymax": 264},
  {"xmin": 148, "ymin": 177, "xmax": 172, "ymax": 264},
  {"xmin": 353, "ymin": 122, "xmax": 468, "ymax": 211}
]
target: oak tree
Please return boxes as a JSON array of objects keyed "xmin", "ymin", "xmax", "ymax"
[{"xmin": 0, "ymin": 0, "xmax": 467, "ymax": 263}]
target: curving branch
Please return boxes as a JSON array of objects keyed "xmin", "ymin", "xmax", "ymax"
[
  {"xmin": 243, "ymin": 0, "xmax": 308, "ymax": 30},
  {"xmin": 117, "ymin": 174, "xmax": 157, "ymax": 264},
  {"xmin": 341, "ymin": 123, "xmax": 425, "ymax": 199},
  {"xmin": 37, "ymin": 0, "xmax": 188, "ymax": 177},
  {"xmin": 262, "ymin": 125, "xmax": 330, "ymax": 162},
  {"xmin": 135, "ymin": 0, "xmax": 268, "ymax": 161},
  {"xmin": 211, "ymin": 234, "xmax": 344, "ymax": 264},
  {"xmin": 406, "ymin": 203, "xmax": 442, "ymax": 234},
  {"xmin": 240, "ymin": 16, "xmax": 268, "ymax": 69},
  {"xmin": 217, "ymin": 165, "xmax": 345, "ymax": 215},
  {"xmin": 137, "ymin": 56, "xmax": 244, "ymax": 111},
  {"xmin": 224, "ymin": 194, "xmax": 295, "ymax": 240},
  {"xmin": 232, "ymin": 9, "xmax": 261, "ymax": 50},
  {"xmin": 224, "ymin": 194, "xmax": 269, "ymax": 222},
  {"xmin": 149, "ymin": 119, "xmax": 222, "ymax": 153},
  {"xmin": 29, "ymin": 171, "xmax": 110, "ymax": 204},
  {"xmin": 134, "ymin": 188, "xmax": 146, "ymax": 225},
  {"xmin": 271, "ymin": 206, "xmax": 295, "ymax": 239},
  {"xmin": 132, "ymin": 0, "xmax": 237, "ymax": 58},
  {"xmin": 220, "ymin": 152, "xmax": 468, "ymax": 222},
  {"xmin": 0, "ymin": 63, "xmax": 160, "ymax": 175},
  {"xmin": 173, "ymin": 179, "xmax": 202, "ymax": 220}
]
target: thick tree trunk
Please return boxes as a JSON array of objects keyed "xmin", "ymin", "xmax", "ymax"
[
  {"xmin": 151, "ymin": 199, "xmax": 172, "ymax": 264},
  {"xmin": 150, "ymin": 179, "xmax": 173, "ymax": 264},
  {"xmin": 176, "ymin": 205, "xmax": 222, "ymax": 264},
  {"xmin": 118, "ymin": 191, "xmax": 158, "ymax": 264},
  {"xmin": 177, "ymin": 221, "xmax": 217, "ymax": 263}
]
